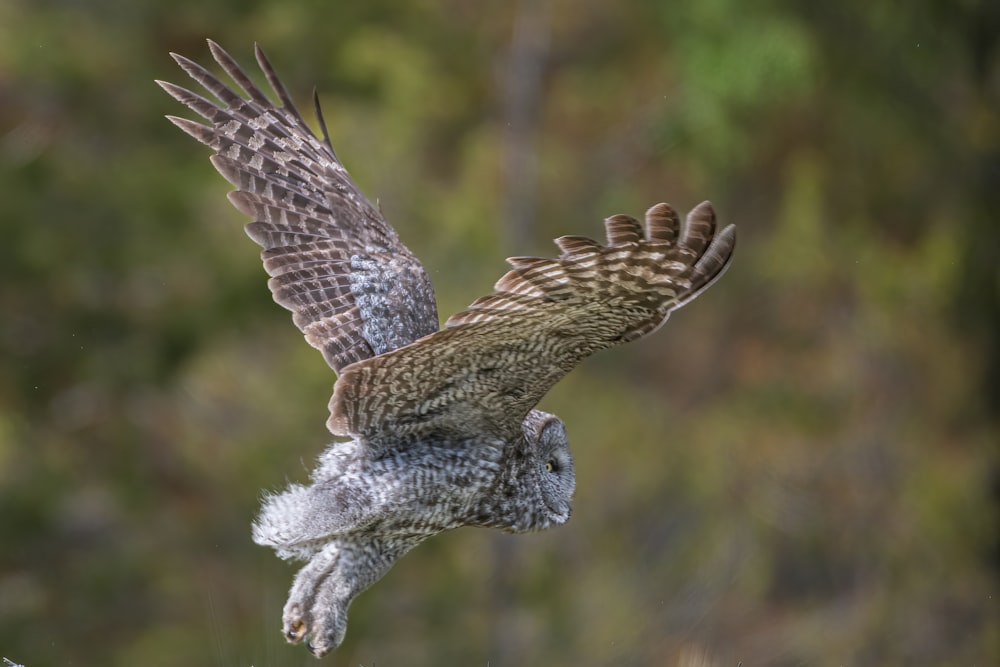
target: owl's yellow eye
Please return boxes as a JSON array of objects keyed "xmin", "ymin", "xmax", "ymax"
[{"xmin": 545, "ymin": 460, "xmax": 555, "ymax": 473}]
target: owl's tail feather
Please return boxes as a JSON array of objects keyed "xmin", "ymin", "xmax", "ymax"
[{"xmin": 253, "ymin": 483, "xmax": 375, "ymax": 561}]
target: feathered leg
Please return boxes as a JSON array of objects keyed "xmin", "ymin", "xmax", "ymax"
[{"xmin": 282, "ymin": 535, "xmax": 424, "ymax": 656}]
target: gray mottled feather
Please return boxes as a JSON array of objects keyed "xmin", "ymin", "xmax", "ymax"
[{"xmin": 158, "ymin": 41, "xmax": 438, "ymax": 373}]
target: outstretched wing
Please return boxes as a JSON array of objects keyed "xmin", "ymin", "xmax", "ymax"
[
  {"xmin": 158, "ymin": 41, "xmax": 439, "ymax": 373},
  {"xmin": 330, "ymin": 201, "xmax": 735, "ymax": 444}
]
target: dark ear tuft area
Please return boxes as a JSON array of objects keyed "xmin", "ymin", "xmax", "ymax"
[{"xmin": 540, "ymin": 416, "xmax": 567, "ymax": 445}]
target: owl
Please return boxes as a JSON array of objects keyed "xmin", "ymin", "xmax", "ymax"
[{"xmin": 160, "ymin": 41, "xmax": 735, "ymax": 656}]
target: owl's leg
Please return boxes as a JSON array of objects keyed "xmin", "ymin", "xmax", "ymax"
[{"xmin": 282, "ymin": 535, "xmax": 422, "ymax": 657}]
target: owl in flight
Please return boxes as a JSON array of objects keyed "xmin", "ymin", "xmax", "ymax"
[{"xmin": 160, "ymin": 41, "xmax": 735, "ymax": 656}]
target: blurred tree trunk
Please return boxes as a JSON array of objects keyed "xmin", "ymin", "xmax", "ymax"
[
  {"xmin": 489, "ymin": 0, "xmax": 551, "ymax": 662},
  {"xmin": 501, "ymin": 0, "xmax": 550, "ymax": 253}
]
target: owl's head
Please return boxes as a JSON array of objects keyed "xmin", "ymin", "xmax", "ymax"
[{"xmin": 521, "ymin": 409, "xmax": 576, "ymax": 526}]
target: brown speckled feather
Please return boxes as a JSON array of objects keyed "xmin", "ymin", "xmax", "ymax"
[
  {"xmin": 330, "ymin": 202, "xmax": 735, "ymax": 443},
  {"xmin": 158, "ymin": 41, "xmax": 438, "ymax": 373}
]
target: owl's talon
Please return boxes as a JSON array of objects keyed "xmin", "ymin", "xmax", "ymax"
[
  {"xmin": 285, "ymin": 619, "xmax": 307, "ymax": 643},
  {"xmin": 306, "ymin": 638, "xmax": 333, "ymax": 658}
]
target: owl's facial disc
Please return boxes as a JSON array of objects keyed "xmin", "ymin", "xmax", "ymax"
[{"xmin": 530, "ymin": 413, "xmax": 576, "ymax": 524}]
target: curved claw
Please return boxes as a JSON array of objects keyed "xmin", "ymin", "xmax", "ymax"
[{"xmin": 285, "ymin": 618, "xmax": 307, "ymax": 643}]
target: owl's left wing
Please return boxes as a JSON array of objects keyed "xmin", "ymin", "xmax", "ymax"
[
  {"xmin": 158, "ymin": 41, "xmax": 439, "ymax": 373},
  {"xmin": 329, "ymin": 202, "xmax": 735, "ymax": 445}
]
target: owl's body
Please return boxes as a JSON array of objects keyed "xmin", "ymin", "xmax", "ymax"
[
  {"xmin": 161, "ymin": 41, "xmax": 734, "ymax": 656},
  {"xmin": 255, "ymin": 410, "xmax": 572, "ymax": 561},
  {"xmin": 252, "ymin": 410, "xmax": 573, "ymax": 648}
]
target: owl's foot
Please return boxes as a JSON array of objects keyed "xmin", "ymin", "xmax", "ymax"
[
  {"xmin": 283, "ymin": 614, "xmax": 307, "ymax": 643},
  {"xmin": 282, "ymin": 596, "xmax": 348, "ymax": 657},
  {"xmin": 282, "ymin": 603, "xmax": 341, "ymax": 657},
  {"xmin": 277, "ymin": 536, "xmax": 420, "ymax": 656},
  {"xmin": 281, "ymin": 597, "xmax": 348, "ymax": 657},
  {"xmin": 281, "ymin": 546, "xmax": 351, "ymax": 657}
]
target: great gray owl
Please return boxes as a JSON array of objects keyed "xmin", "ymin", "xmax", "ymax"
[{"xmin": 160, "ymin": 41, "xmax": 736, "ymax": 656}]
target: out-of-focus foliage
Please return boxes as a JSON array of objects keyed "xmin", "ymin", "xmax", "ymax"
[{"xmin": 1, "ymin": 0, "xmax": 996, "ymax": 665}]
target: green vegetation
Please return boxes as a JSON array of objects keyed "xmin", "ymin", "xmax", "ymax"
[{"xmin": 0, "ymin": 0, "xmax": 996, "ymax": 665}]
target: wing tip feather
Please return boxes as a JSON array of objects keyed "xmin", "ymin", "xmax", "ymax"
[
  {"xmin": 553, "ymin": 235, "xmax": 601, "ymax": 255},
  {"xmin": 603, "ymin": 214, "xmax": 643, "ymax": 246},
  {"xmin": 163, "ymin": 114, "xmax": 211, "ymax": 143},
  {"xmin": 643, "ymin": 202, "xmax": 680, "ymax": 243},
  {"xmin": 210, "ymin": 154, "xmax": 241, "ymax": 186}
]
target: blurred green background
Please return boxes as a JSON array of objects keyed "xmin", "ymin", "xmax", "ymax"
[{"xmin": 1, "ymin": 0, "xmax": 997, "ymax": 665}]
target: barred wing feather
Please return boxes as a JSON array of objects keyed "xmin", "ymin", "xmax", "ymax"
[
  {"xmin": 330, "ymin": 202, "xmax": 735, "ymax": 444},
  {"xmin": 159, "ymin": 41, "xmax": 439, "ymax": 373}
]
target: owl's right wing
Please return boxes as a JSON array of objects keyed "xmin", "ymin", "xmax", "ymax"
[
  {"xmin": 329, "ymin": 202, "xmax": 735, "ymax": 447},
  {"xmin": 159, "ymin": 41, "xmax": 439, "ymax": 373}
]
